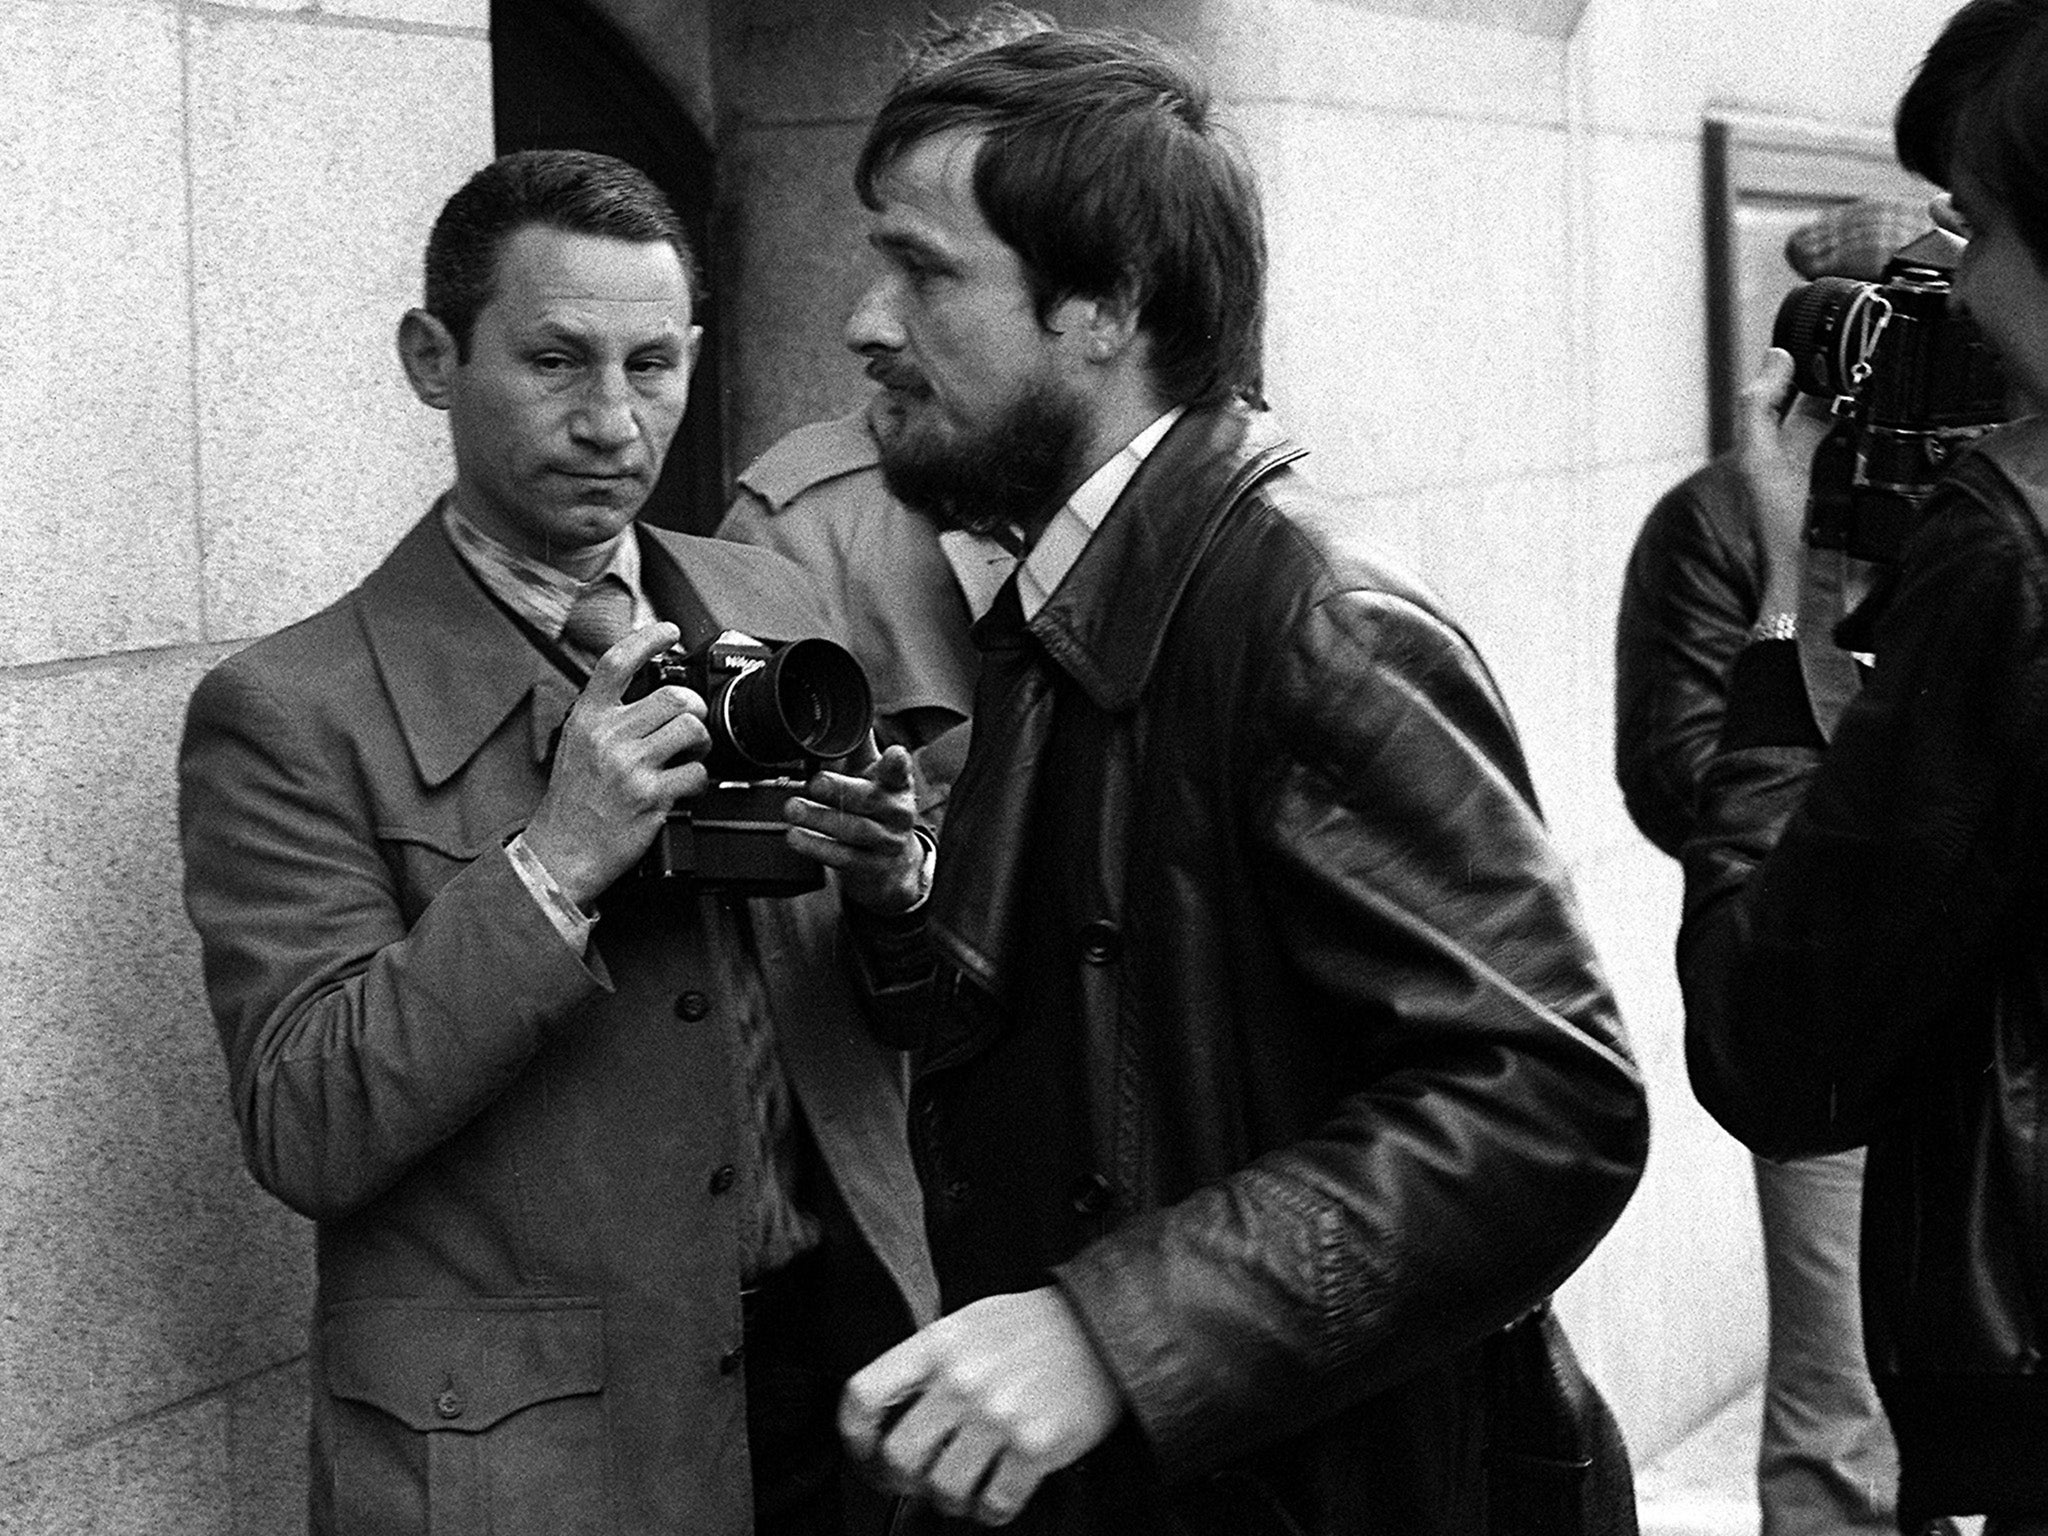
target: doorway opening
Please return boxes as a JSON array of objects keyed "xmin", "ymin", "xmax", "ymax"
[{"xmin": 492, "ymin": 0, "xmax": 724, "ymax": 533}]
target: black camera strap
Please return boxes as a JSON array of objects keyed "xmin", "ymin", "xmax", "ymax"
[{"xmin": 636, "ymin": 529, "xmax": 728, "ymax": 655}]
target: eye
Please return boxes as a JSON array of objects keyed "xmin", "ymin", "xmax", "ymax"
[
  {"xmin": 531, "ymin": 352, "xmax": 577, "ymax": 374},
  {"xmin": 874, "ymin": 237, "xmax": 949, "ymax": 292}
]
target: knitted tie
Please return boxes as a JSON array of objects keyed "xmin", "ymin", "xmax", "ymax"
[
  {"xmin": 560, "ymin": 574, "xmax": 636, "ymax": 664},
  {"xmin": 722, "ymin": 903, "xmax": 819, "ymax": 1276}
]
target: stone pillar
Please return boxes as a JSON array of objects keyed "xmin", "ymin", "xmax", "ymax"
[{"xmin": 0, "ymin": 1, "xmax": 489, "ymax": 1526}]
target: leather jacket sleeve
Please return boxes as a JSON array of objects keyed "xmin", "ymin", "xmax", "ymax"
[
  {"xmin": 1614, "ymin": 459, "xmax": 1760, "ymax": 858},
  {"xmin": 178, "ymin": 658, "xmax": 605, "ymax": 1221},
  {"xmin": 1054, "ymin": 585, "xmax": 1649, "ymax": 1479},
  {"xmin": 1680, "ymin": 478, "xmax": 2048, "ymax": 1158}
]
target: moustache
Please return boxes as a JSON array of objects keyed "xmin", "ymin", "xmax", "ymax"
[{"xmin": 865, "ymin": 359, "xmax": 932, "ymax": 397}]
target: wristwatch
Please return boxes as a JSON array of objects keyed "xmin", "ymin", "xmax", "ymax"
[{"xmin": 1748, "ymin": 612, "xmax": 1799, "ymax": 643}]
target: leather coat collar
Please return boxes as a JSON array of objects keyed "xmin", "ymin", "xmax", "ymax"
[
  {"xmin": 1024, "ymin": 404, "xmax": 1306, "ymax": 712},
  {"xmin": 354, "ymin": 508, "xmax": 724, "ymax": 789}
]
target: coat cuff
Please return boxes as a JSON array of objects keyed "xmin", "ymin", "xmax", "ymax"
[
  {"xmin": 420, "ymin": 841, "xmax": 614, "ymax": 1029},
  {"xmin": 1051, "ymin": 1229, "xmax": 1232, "ymax": 1485}
]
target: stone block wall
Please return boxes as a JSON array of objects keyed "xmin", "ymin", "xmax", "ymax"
[{"xmin": 0, "ymin": 0, "xmax": 488, "ymax": 1526}]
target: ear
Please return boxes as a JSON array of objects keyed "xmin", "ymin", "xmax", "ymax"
[
  {"xmin": 398, "ymin": 308, "xmax": 460, "ymax": 410},
  {"xmin": 1052, "ymin": 284, "xmax": 1145, "ymax": 365}
]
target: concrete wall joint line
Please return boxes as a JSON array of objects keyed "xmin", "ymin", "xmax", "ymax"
[
  {"xmin": 0, "ymin": 1352, "xmax": 309, "ymax": 1471},
  {"xmin": 1234, "ymin": 94, "xmax": 1571, "ymax": 130},
  {"xmin": 179, "ymin": 0, "xmax": 486, "ymax": 43},
  {"xmin": 0, "ymin": 640, "xmax": 242, "ymax": 683},
  {"xmin": 178, "ymin": 0, "xmax": 208, "ymax": 647}
]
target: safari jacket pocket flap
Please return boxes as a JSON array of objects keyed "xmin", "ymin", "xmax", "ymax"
[
  {"xmin": 373, "ymin": 812, "xmax": 531, "ymax": 864},
  {"xmin": 324, "ymin": 1296, "xmax": 604, "ymax": 1433}
]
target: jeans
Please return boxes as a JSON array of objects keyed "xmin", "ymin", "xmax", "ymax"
[{"xmin": 1753, "ymin": 1150, "xmax": 1897, "ymax": 1536}]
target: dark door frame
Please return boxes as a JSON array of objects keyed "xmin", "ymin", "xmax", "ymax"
[{"xmin": 492, "ymin": 0, "xmax": 725, "ymax": 532}]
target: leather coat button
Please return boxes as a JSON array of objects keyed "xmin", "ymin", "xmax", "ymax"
[
  {"xmin": 719, "ymin": 1345, "xmax": 745, "ymax": 1376},
  {"xmin": 674, "ymin": 991, "xmax": 710, "ymax": 1021},
  {"xmin": 709, "ymin": 1163, "xmax": 737, "ymax": 1195},
  {"xmin": 434, "ymin": 1386, "xmax": 464, "ymax": 1420},
  {"xmin": 1078, "ymin": 919, "xmax": 1121, "ymax": 965},
  {"xmin": 1070, "ymin": 1171, "xmax": 1116, "ymax": 1216}
]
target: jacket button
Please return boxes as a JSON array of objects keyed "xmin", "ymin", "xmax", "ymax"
[
  {"xmin": 719, "ymin": 1345, "xmax": 745, "ymax": 1376},
  {"xmin": 674, "ymin": 991, "xmax": 710, "ymax": 1021},
  {"xmin": 709, "ymin": 1163, "xmax": 737, "ymax": 1195},
  {"xmin": 1070, "ymin": 1171, "xmax": 1116, "ymax": 1216},
  {"xmin": 1077, "ymin": 919, "xmax": 1121, "ymax": 965},
  {"xmin": 434, "ymin": 1386, "xmax": 464, "ymax": 1420}
]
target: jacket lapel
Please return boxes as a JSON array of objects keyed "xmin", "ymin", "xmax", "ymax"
[
  {"xmin": 928, "ymin": 406, "xmax": 1305, "ymax": 1013},
  {"xmin": 355, "ymin": 506, "xmax": 578, "ymax": 789},
  {"xmin": 1027, "ymin": 404, "xmax": 1306, "ymax": 711}
]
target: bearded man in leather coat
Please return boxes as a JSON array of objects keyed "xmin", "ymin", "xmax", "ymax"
[{"xmin": 804, "ymin": 26, "xmax": 1651, "ymax": 1534}]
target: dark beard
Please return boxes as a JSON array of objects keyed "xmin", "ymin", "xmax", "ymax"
[{"xmin": 875, "ymin": 380, "xmax": 1086, "ymax": 538}]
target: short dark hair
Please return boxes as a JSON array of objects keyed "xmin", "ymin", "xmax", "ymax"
[
  {"xmin": 856, "ymin": 29, "xmax": 1267, "ymax": 410},
  {"xmin": 423, "ymin": 149, "xmax": 697, "ymax": 358},
  {"xmin": 1895, "ymin": 0, "xmax": 2048, "ymax": 270}
]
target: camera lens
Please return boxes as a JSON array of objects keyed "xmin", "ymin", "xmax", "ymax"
[
  {"xmin": 715, "ymin": 637, "xmax": 873, "ymax": 772},
  {"xmin": 1774, "ymin": 277, "xmax": 1884, "ymax": 398}
]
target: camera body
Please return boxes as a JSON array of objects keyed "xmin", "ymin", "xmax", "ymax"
[
  {"xmin": 1772, "ymin": 227, "xmax": 2008, "ymax": 562},
  {"xmin": 615, "ymin": 630, "xmax": 874, "ymax": 898}
]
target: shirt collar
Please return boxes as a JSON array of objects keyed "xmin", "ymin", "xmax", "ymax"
[
  {"xmin": 1017, "ymin": 406, "xmax": 1183, "ymax": 621},
  {"xmin": 440, "ymin": 500, "xmax": 652, "ymax": 643},
  {"xmin": 937, "ymin": 528, "xmax": 1022, "ymax": 622}
]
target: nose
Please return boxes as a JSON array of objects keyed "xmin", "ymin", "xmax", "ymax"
[
  {"xmin": 572, "ymin": 368, "xmax": 640, "ymax": 452},
  {"xmin": 845, "ymin": 273, "xmax": 905, "ymax": 358}
]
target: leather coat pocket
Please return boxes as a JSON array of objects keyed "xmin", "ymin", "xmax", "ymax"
[{"xmin": 323, "ymin": 1296, "xmax": 612, "ymax": 1536}]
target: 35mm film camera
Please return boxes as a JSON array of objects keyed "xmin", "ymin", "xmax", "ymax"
[
  {"xmin": 1772, "ymin": 226, "xmax": 2008, "ymax": 563},
  {"xmin": 616, "ymin": 631, "xmax": 874, "ymax": 897}
]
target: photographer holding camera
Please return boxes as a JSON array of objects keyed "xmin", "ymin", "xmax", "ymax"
[
  {"xmin": 1681, "ymin": 1, "xmax": 2048, "ymax": 1527},
  {"xmin": 177, "ymin": 151, "xmax": 936, "ymax": 1536}
]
